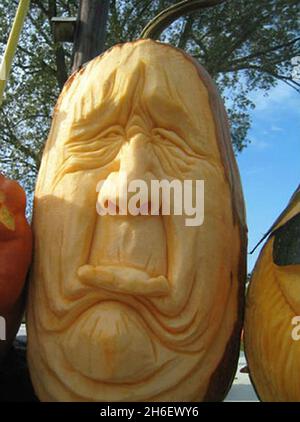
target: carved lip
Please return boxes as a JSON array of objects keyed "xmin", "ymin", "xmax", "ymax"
[{"xmin": 77, "ymin": 264, "xmax": 170, "ymax": 297}]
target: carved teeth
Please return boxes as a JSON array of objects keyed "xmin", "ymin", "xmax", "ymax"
[{"xmin": 77, "ymin": 264, "xmax": 170, "ymax": 297}]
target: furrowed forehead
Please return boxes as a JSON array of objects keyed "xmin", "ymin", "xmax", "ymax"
[{"xmin": 54, "ymin": 41, "xmax": 220, "ymax": 158}]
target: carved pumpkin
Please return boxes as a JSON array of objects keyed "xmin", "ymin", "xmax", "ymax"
[
  {"xmin": 245, "ymin": 185, "xmax": 300, "ymax": 401},
  {"xmin": 26, "ymin": 40, "xmax": 247, "ymax": 402},
  {"xmin": 0, "ymin": 174, "xmax": 32, "ymax": 362}
]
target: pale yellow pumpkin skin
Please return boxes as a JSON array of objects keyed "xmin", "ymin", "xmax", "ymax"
[
  {"xmin": 26, "ymin": 40, "xmax": 246, "ymax": 402},
  {"xmin": 245, "ymin": 192, "xmax": 300, "ymax": 401}
]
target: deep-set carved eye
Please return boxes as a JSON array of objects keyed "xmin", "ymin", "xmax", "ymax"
[
  {"xmin": 151, "ymin": 128, "xmax": 197, "ymax": 177},
  {"xmin": 100, "ymin": 126, "xmax": 126, "ymax": 141},
  {"xmin": 54, "ymin": 126, "xmax": 125, "ymax": 183},
  {"xmin": 272, "ymin": 212, "xmax": 300, "ymax": 266},
  {"xmin": 152, "ymin": 128, "xmax": 188, "ymax": 152}
]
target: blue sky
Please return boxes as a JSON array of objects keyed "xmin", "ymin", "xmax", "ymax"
[{"xmin": 235, "ymin": 82, "xmax": 300, "ymax": 272}]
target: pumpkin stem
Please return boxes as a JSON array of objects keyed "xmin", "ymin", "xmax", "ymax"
[{"xmin": 140, "ymin": 0, "xmax": 225, "ymax": 40}]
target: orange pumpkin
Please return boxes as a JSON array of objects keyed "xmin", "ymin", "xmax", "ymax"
[
  {"xmin": 245, "ymin": 185, "xmax": 300, "ymax": 401},
  {"xmin": 27, "ymin": 40, "xmax": 246, "ymax": 402},
  {"xmin": 0, "ymin": 174, "xmax": 32, "ymax": 362}
]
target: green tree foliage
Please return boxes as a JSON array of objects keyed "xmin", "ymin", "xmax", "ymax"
[{"xmin": 0, "ymin": 0, "xmax": 299, "ymax": 198}]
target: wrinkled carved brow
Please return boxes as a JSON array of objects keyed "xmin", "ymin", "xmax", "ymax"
[{"xmin": 50, "ymin": 46, "xmax": 220, "ymax": 191}]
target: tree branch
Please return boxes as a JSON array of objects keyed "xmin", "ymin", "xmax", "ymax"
[
  {"xmin": 14, "ymin": 113, "xmax": 48, "ymax": 126},
  {"xmin": 215, "ymin": 9, "xmax": 272, "ymax": 70},
  {"xmin": 57, "ymin": 0, "xmax": 73, "ymax": 16},
  {"xmin": 32, "ymin": 0, "xmax": 68, "ymax": 88},
  {"xmin": 193, "ymin": 32, "xmax": 209, "ymax": 57},
  {"xmin": 223, "ymin": 63, "xmax": 300, "ymax": 92},
  {"xmin": 230, "ymin": 36, "xmax": 300, "ymax": 67},
  {"xmin": 110, "ymin": 0, "xmax": 122, "ymax": 40},
  {"xmin": 125, "ymin": 0, "xmax": 153, "ymax": 37},
  {"xmin": 178, "ymin": 15, "xmax": 194, "ymax": 50},
  {"xmin": 17, "ymin": 45, "xmax": 56, "ymax": 74},
  {"xmin": 0, "ymin": 109, "xmax": 38, "ymax": 165},
  {"xmin": 26, "ymin": 8, "xmax": 53, "ymax": 45},
  {"xmin": 31, "ymin": 0, "xmax": 49, "ymax": 18}
]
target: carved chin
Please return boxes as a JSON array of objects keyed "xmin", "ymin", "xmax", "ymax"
[{"xmin": 61, "ymin": 301, "xmax": 160, "ymax": 383}]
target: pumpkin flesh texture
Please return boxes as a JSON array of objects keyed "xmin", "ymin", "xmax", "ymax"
[
  {"xmin": 245, "ymin": 191, "xmax": 300, "ymax": 401},
  {"xmin": 27, "ymin": 40, "xmax": 246, "ymax": 402}
]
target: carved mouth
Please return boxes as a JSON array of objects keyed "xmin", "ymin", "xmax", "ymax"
[
  {"xmin": 79, "ymin": 213, "xmax": 168, "ymax": 297},
  {"xmin": 77, "ymin": 264, "xmax": 170, "ymax": 297}
]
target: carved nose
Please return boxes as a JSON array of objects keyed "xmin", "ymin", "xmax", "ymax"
[
  {"xmin": 119, "ymin": 134, "xmax": 151, "ymax": 180},
  {"xmin": 97, "ymin": 135, "xmax": 161, "ymax": 215}
]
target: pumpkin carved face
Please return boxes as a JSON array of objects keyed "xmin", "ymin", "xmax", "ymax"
[
  {"xmin": 245, "ymin": 185, "xmax": 300, "ymax": 401},
  {"xmin": 27, "ymin": 40, "xmax": 246, "ymax": 402}
]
